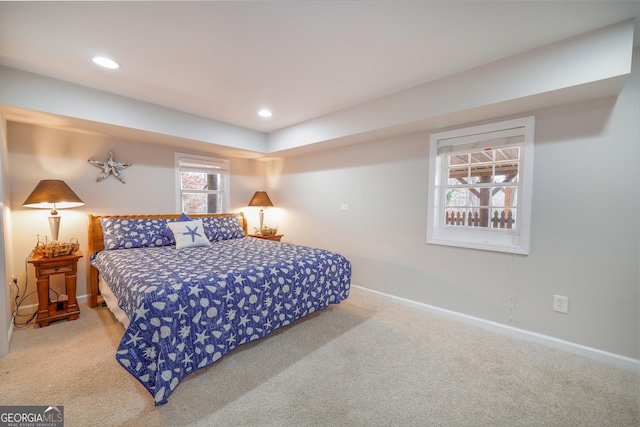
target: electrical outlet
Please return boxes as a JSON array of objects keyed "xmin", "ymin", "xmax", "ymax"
[{"xmin": 553, "ymin": 295, "xmax": 569, "ymax": 313}]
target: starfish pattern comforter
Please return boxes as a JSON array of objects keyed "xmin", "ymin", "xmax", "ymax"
[{"xmin": 90, "ymin": 237, "xmax": 351, "ymax": 405}]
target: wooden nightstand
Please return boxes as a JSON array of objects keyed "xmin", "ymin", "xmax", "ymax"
[
  {"xmin": 249, "ymin": 234, "xmax": 283, "ymax": 242},
  {"xmin": 28, "ymin": 250, "xmax": 82, "ymax": 327}
]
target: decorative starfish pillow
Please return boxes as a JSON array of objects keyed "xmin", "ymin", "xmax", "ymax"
[{"xmin": 167, "ymin": 219, "xmax": 211, "ymax": 249}]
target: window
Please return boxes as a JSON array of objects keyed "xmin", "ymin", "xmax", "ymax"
[
  {"xmin": 427, "ymin": 117, "xmax": 534, "ymax": 254},
  {"xmin": 175, "ymin": 153, "xmax": 230, "ymax": 214}
]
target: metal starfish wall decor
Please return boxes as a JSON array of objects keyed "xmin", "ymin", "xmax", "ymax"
[{"xmin": 89, "ymin": 151, "xmax": 131, "ymax": 183}]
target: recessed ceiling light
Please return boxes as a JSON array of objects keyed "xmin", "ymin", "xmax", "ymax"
[
  {"xmin": 92, "ymin": 56, "xmax": 120, "ymax": 69},
  {"xmin": 258, "ymin": 109, "xmax": 272, "ymax": 118}
]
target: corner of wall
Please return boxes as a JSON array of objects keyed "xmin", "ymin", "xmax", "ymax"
[{"xmin": 0, "ymin": 111, "xmax": 12, "ymax": 357}]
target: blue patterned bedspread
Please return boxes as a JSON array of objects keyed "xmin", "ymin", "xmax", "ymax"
[{"xmin": 90, "ymin": 237, "xmax": 351, "ymax": 405}]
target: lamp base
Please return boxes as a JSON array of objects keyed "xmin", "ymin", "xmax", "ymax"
[{"xmin": 48, "ymin": 215, "xmax": 60, "ymax": 241}]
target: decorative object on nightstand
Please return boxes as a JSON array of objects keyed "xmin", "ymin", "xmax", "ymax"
[
  {"xmin": 23, "ymin": 180, "xmax": 84, "ymax": 241},
  {"xmin": 248, "ymin": 190, "xmax": 274, "ymax": 235},
  {"xmin": 28, "ymin": 249, "xmax": 82, "ymax": 327},
  {"xmin": 33, "ymin": 236, "xmax": 80, "ymax": 258}
]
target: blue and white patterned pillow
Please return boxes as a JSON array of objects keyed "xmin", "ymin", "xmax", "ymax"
[
  {"xmin": 201, "ymin": 215, "xmax": 246, "ymax": 242},
  {"xmin": 100, "ymin": 218, "xmax": 168, "ymax": 250},
  {"xmin": 162, "ymin": 213, "xmax": 192, "ymax": 242},
  {"xmin": 168, "ymin": 219, "xmax": 210, "ymax": 249}
]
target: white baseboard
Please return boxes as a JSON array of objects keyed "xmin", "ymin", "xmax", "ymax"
[
  {"xmin": 353, "ymin": 285, "xmax": 640, "ymax": 373},
  {"xmin": 7, "ymin": 321, "xmax": 14, "ymax": 346}
]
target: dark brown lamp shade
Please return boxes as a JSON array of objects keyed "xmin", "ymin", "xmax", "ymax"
[
  {"xmin": 23, "ymin": 180, "xmax": 84, "ymax": 212},
  {"xmin": 248, "ymin": 191, "xmax": 273, "ymax": 207}
]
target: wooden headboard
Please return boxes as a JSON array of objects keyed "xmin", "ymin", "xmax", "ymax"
[{"xmin": 87, "ymin": 212, "xmax": 247, "ymax": 308}]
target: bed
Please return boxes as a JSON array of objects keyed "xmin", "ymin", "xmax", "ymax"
[{"xmin": 87, "ymin": 212, "xmax": 352, "ymax": 405}]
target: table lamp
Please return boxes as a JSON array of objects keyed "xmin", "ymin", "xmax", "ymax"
[
  {"xmin": 23, "ymin": 180, "xmax": 84, "ymax": 241},
  {"xmin": 248, "ymin": 191, "xmax": 273, "ymax": 234}
]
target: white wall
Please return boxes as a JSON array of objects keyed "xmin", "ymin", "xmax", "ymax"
[
  {"xmin": 6, "ymin": 123, "xmax": 263, "ymax": 308},
  {"xmin": 271, "ymin": 50, "xmax": 640, "ymax": 359},
  {"xmin": 0, "ymin": 113, "xmax": 13, "ymax": 356}
]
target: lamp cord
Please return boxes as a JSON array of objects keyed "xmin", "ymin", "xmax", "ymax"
[{"xmin": 12, "ymin": 255, "xmax": 37, "ymax": 328}]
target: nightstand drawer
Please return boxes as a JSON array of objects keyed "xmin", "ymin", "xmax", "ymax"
[{"xmin": 38, "ymin": 260, "xmax": 76, "ymax": 275}]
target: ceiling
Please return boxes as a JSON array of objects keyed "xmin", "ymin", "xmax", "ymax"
[{"xmin": 1, "ymin": 1, "xmax": 639, "ymax": 139}]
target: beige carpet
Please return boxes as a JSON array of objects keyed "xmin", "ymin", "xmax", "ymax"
[{"xmin": 1, "ymin": 287, "xmax": 638, "ymax": 426}]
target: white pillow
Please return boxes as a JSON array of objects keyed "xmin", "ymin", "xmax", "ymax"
[{"xmin": 168, "ymin": 219, "xmax": 211, "ymax": 249}]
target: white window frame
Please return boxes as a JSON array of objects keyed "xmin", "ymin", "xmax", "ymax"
[
  {"xmin": 427, "ymin": 116, "xmax": 535, "ymax": 255},
  {"xmin": 175, "ymin": 153, "xmax": 230, "ymax": 214}
]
